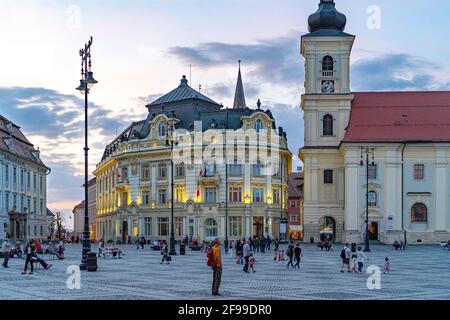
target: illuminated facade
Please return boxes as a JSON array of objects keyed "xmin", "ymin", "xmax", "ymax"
[{"xmin": 94, "ymin": 70, "xmax": 291, "ymax": 243}]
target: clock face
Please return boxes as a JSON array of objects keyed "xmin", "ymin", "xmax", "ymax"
[{"xmin": 321, "ymin": 80, "xmax": 335, "ymax": 93}]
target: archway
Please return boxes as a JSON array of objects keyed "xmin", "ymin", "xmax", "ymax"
[{"xmin": 320, "ymin": 216, "xmax": 336, "ymax": 242}]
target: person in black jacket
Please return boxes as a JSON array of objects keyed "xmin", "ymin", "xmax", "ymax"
[{"xmin": 22, "ymin": 241, "xmax": 35, "ymax": 275}]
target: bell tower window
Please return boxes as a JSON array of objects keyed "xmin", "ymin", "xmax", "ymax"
[
  {"xmin": 322, "ymin": 114, "xmax": 334, "ymax": 136},
  {"xmin": 322, "ymin": 56, "xmax": 334, "ymax": 77}
]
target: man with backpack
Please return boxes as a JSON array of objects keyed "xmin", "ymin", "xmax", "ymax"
[
  {"xmin": 340, "ymin": 243, "xmax": 351, "ymax": 273},
  {"xmin": 208, "ymin": 239, "xmax": 222, "ymax": 296},
  {"xmin": 242, "ymin": 240, "xmax": 251, "ymax": 273}
]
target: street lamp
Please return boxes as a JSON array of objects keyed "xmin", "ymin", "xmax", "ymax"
[
  {"xmin": 76, "ymin": 36, "xmax": 98, "ymax": 270},
  {"xmin": 166, "ymin": 120, "xmax": 177, "ymax": 256},
  {"xmin": 360, "ymin": 147, "xmax": 375, "ymax": 252}
]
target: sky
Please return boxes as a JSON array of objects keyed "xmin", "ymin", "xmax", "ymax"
[{"xmin": 1, "ymin": 0, "xmax": 450, "ymax": 229}]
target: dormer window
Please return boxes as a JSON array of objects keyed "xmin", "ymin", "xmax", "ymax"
[
  {"xmin": 323, "ymin": 114, "xmax": 334, "ymax": 136},
  {"xmin": 255, "ymin": 119, "xmax": 263, "ymax": 133},
  {"xmin": 159, "ymin": 121, "xmax": 166, "ymax": 138}
]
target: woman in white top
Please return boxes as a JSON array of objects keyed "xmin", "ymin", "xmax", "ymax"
[{"xmin": 356, "ymin": 247, "xmax": 369, "ymax": 273}]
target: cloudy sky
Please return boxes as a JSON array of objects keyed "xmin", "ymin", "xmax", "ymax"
[{"xmin": 1, "ymin": 0, "xmax": 450, "ymax": 228}]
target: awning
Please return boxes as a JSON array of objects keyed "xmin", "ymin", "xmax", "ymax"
[{"xmin": 289, "ymin": 225, "xmax": 303, "ymax": 232}]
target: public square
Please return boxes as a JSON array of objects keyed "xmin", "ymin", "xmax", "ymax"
[{"xmin": 0, "ymin": 243, "xmax": 448, "ymax": 300}]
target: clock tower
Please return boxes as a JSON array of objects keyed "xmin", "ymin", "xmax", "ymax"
[{"xmin": 300, "ymin": 0, "xmax": 355, "ymax": 243}]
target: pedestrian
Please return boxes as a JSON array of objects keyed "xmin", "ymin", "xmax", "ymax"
[
  {"xmin": 350, "ymin": 253, "xmax": 357, "ymax": 273},
  {"xmin": 273, "ymin": 248, "xmax": 278, "ymax": 261},
  {"xmin": 127, "ymin": 234, "xmax": 131, "ymax": 244},
  {"xmin": 249, "ymin": 252, "xmax": 256, "ymax": 273},
  {"xmin": 224, "ymin": 238, "xmax": 229, "ymax": 255},
  {"xmin": 210, "ymin": 239, "xmax": 222, "ymax": 296},
  {"xmin": 266, "ymin": 236, "xmax": 271, "ymax": 251},
  {"xmin": 235, "ymin": 240, "xmax": 241, "ymax": 264},
  {"xmin": 160, "ymin": 241, "xmax": 169, "ymax": 264},
  {"xmin": 384, "ymin": 257, "xmax": 390, "ymax": 274},
  {"xmin": 242, "ymin": 240, "xmax": 251, "ymax": 273},
  {"xmin": 228, "ymin": 240, "xmax": 234, "ymax": 258},
  {"xmin": 294, "ymin": 243, "xmax": 303, "ymax": 269},
  {"xmin": 22, "ymin": 241, "xmax": 35, "ymax": 275},
  {"xmin": 2, "ymin": 238, "xmax": 12, "ymax": 268},
  {"xmin": 279, "ymin": 249, "xmax": 285, "ymax": 262},
  {"xmin": 356, "ymin": 246, "xmax": 369, "ymax": 273},
  {"xmin": 286, "ymin": 242, "xmax": 294, "ymax": 269},
  {"xmin": 140, "ymin": 236, "xmax": 146, "ymax": 249},
  {"xmin": 340, "ymin": 243, "xmax": 350, "ymax": 273},
  {"xmin": 260, "ymin": 237, "xmax": 266, "ymax": 253},
  {"xmin": 135, "ymin": 238, "xmax": 140, "ymax": 249}
]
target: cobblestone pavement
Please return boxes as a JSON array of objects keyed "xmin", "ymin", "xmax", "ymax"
[{"xmin": 0, "ymin": 243, "xmax": 448, "ymax": 300}]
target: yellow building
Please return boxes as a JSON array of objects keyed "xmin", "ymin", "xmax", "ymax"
[
  {"xmin": 300, "ymin": 0, "xmax": 450, "ymax": 244},
  {"xmin": 94, "ymin": 69, "xmax": 291, "ymax": 243}
]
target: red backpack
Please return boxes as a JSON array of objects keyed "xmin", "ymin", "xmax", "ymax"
[{"xmin": 207, "ymin": 248, "xmax": 214, "ymax": 267}]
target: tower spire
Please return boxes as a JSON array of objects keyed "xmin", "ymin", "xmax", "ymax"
[{"xmin": 233, "ymin": 60, "xmax": 246, "ymax": 109}]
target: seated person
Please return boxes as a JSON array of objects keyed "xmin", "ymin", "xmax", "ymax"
[
  {"xmin": 32, "ymin": 255, "xmax": 53, "ymax": 270},
  {"xmin": 112, "ymin": 246, "xmax": 124, "ymax": 259}
]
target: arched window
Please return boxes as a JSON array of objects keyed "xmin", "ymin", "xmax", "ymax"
[
  {"xmin": 323, "ymin": 114, "xmax": 334, "ymax": 136},
  {"xmin": 159, "ymin": 121, "xmax": 166, "ymax": 138},
  {"xmin": 411, "ymin": 203, "xmax": 427, "ymax": 222},
  {"xmin": 204, "ymin": 218, "xmax": 217, "ymax": 239},
  {"xmin": 255, "ymin": 119, "xmax": 263, "ymax": 133},
  {"xmin": 368, "ymin": 191, "xmax": 377, "ymax": 206},
  {"xmin": 322, "ymin": 56, "xmax": 334, "ymax": 71}
]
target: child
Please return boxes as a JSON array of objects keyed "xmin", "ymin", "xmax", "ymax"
[
  {"xmin": 384, "ymin": 257, "xmax": 390, "ymax": 274},
  {"xmin": 279, "ymin": 250, "xmax": 285, "ymax": 262},
  {"xmin": 249, "ymin": 252, "xmax": 256, "ymax": 273},
  {"xmin": 274, "ymin": 248, "xmax": 278, "ymax": 261},
  {"xmin": 350, "ymin": 253, "xmax": 357, "ymax": 273}
]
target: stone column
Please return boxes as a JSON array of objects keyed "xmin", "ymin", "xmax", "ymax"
[
  {"xmin": 245, "ymin": 209, "xmax": 251, "ymax": 238},
  {"xmin": 267, "ymin": 211, "xmax": 273, "ymax": 237},
  {"xmin": 344, "ymin": 152, "xmax": 359, "ymax": 242},
  {"xmin": 435, "ymin": 153, "xmax": 448, "ymax": 233}
]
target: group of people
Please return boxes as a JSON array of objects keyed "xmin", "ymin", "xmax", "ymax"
[
  {"xmin": 1, "ymin": 239, "xmax": 60, "ymax": 273},
  {"xmin": 97, "ymin": 239, "xmax": 125, "ymax": 258},
  {"xmin": 338, "ymin": 243, "xmax": 391, "ymax": 274},
  {"xmin": 135, "ymin": 236, "xmax": 147, "ymax": 250},
  {"xmin": 392, "ymin": 240, "xmax": 406, "ymax": 251}
]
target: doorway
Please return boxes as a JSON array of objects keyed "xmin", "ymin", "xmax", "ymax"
[
  {"xmin": 122, "ymin": 221, "xmax": 128, "ymax": 243},
  {"xmin": 320, "ymin": 216, "xmax": 336, "ymax": 242},
  {"xmin": 253, "ymin": 217, "xmax": 264, "ymax": 237},
  {"xmin": 368, "ymin": 221, "xmax": 378, "ymax": 240}
]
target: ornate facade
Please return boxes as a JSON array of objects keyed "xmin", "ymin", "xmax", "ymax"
[
  {"xmin": 94, "ymin": 70, "xmax": 291, "ymax": 243},
  {"xmin": 0, "ymin": 115, "xmax": 50, "ymax": 241}
]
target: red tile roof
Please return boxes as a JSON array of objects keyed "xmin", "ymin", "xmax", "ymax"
[
  {"xmin": 343, "ymin": 91, "xmax": 450, "ymax": 142},
  {"xmin": 288, "ymin": 172, "xmax": 303, "ymax": 199}
]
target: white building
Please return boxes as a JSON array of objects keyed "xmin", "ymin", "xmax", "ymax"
[{"xmin": 0, "ymin": 115, "xmax": 50, "ymax": 241}]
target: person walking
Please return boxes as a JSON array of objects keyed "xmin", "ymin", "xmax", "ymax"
[
  {"xmin": 160, "ymin": 241, "xmax": 169, "ymax": 264},
  {"xmin": 22, "ymin": 241, "xmax": 35, "ymax": 275},
  {"xmin": 249, "ymin": 252, "xmax": 256, "ymax": 273},
  {"xmin": 2, "ymin": 238, "xmax": 12, "ymax": 268},
  {"xmin": 140, "ymin": 236, "xmax": 146, "ymax": 250},
  {"xmin": 294, "ymin": 243, "xmax": 303, "ymax": 269},
  {"xmin": 286, "ymin": 242, "xmax": 294, "ymax": 269},
  {"xmin": 356, "ymin": 246, "xmax": 369, "ymax": 273},
  {"xmin": 224, "ymin": 238, "xmax": 229, "ymax": 255},
  {"xmin": 242, "ymin": 240, "xmax": 251, "ymax": 273},
  {"xmin": 266, "ymin": 236, "xmax": 271, "ymax": 251},
  {"xmin": 340, "ymin": 243, "xmax": 351, "ymax": 273},
  {"xmin": 384, "ymin": 257, "xmax": 390, "ymax": 274},
  {"xmin": 235, "ymin": 240, "xmax": 241, "ymax": 264},
  {"xmin": 210, "ymin": 239, "xmax": 222, "ymax": 296}
]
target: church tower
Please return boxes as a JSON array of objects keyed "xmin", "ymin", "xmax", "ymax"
[{"xmin": 300, "ymin": 0, "xmax": 355, "ymax": 243}]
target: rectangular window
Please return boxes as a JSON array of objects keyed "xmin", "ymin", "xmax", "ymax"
[
  {"xmin": 175, "ymin": 164, "xmax": 185, "ymax": 178},
  {"xmin": 158, "ymin": 217, "xmax": 169, "ymax": 236},
  {"xmin": 122, "ymin": 167, "xmax": 128, "ymax": 179},
  {"xmin": 368, "ymin": 191, "xmax": 377, "ymax": 207},
  {"xmin": 228, "ymin": 217, "xmax": 242, "ymax": 237},
  {"xmin": 175, "ymin": 217, "xmax": 183, "ymax": 237},
  {"xmin": 253, "ymin": 187, "xmax": 264, "ymax": 203},
  {"xmin": 273, "ymin": 188, "xmax": 281, "ymax": 204},
  {"xmin": 5, "ymin": 193, "xmax": 9, "ymax": 211},
  {"xmin": 252, "ymin": 162, "xmax": 262, "ymax": 176},
  {"xmin": 39, "ymin": 175, "xmax": 43, "ymax": 193},
  {"xmin": 414, "ymin": 164, "xmax": 425, "ymax": 180},
  {"xmin": 142, "ymin": 192, "xmax": 150, "ymax": 205},
  {"xmin": 144, "ymin": 217, "xmax": 152, "ymax": 236},
  {"xmin": 204, "ymin": 187, "xmax": 216, "ymax": 204},
  {"xmin": 368, "ymin": 164, "xmax": 377, "ymax": 180},
  {"xmin": 5, "ymin": 165, "xmax": 9, "ymax": 183},
  {"xmin": 27, "ymin": 197, "xmax": 31, "ymax": 211},
  {"xmin": 34, "ymin": 225, "xmax": 37, "ymax": 236},
  {"xmin": 40, "ymin": 226, "xmax": 43, "ymax": 236},
  {"xmin": 290, "ymin": 215, "xmax": 299, "ymax": 223},
  {"xmin": 121, "ymin": 192, "xmax": 128, "ymax": 206},
  {"xmin": 33, "ymin": 174, "xmax": 37, "ymax": 191},
  {"xmin": 175, "ymin": 187, "xmax": 184, "ymax": 203},
  {"xmin": 158, "ymin": 189, "xmax": 166, "ymax": 204},
  {"xmin": 20, "ymin": 170, "xmax": 24, "ymax": 190},
  {"xmin": 229, "ymin": 163, "xmax": 242, "ymax": 176},
  {"xmin": 40, "ymin": 200, "xmax": 43, "ymax": 215},
  {"xmin": 13, "ymin": 194, "xmax": 17, "ymax": 210},
  {"xmin": 27, "ymin": 172, "xmax": 31, "ymax": 191},
  {"xmin": 141, "ymin": 165, "xmax": 150, "ymax": 181},
  {"xmin": 158, "ymin": 164, "xmax": 167, "ymax": 179},
  {"xmin": 33, "ymin": 198, "xmax": 37, "ymax": 213},
  {"xmin": 204, "ymin": 163, "xmax": 216, "ymax": 177},
  {"xmin": 324, "ymin": 170, "xmax": 333, "ymax": 184},
  {"xmin": 20, "ymin": 195, "xmax": 24, "ymax": 212},
  {"xmin": 229, "ymin": 187, "xmax": 242, "ymax": 203},
  {"xmin": 13, "ymin": 167, "xmax": 17, "ymax": 184}
]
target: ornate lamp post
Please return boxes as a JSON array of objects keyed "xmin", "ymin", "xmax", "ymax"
[
  {"xmin": 76, "ymin": 36, "xmax": 98, "ymax": 270},
  {"xmin": 166, "ymin": 120, "xmax": 177, "ymax": 256},
  {"xmin": 360, "ymin": 147, "xmax": 375, "ymax": 252}
]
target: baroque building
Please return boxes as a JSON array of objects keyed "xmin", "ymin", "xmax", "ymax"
[
  {"xmin": 0, "ymin": 115, "xmax": 50, "ymax": 241},
  {"xmin": 94, "ymin": 69, "xmax": 292, "ymax": 243},
  {"xmin": 300, "ymin": 0, "xmax": 450, "ymax": 244}
]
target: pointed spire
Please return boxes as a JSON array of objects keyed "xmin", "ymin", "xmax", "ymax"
[{"xmin": 233, "ymin": 60, "xmax": 246, "ymax": 109}]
